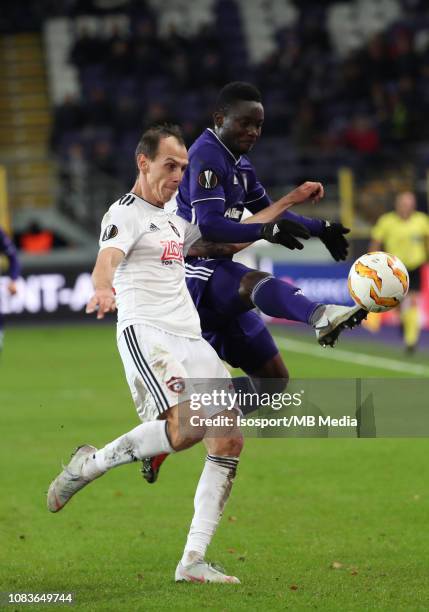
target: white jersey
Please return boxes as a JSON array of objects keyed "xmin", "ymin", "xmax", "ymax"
[{"xmin": 99, "ymin": 192, "xmax": 202, "ymax": 339}]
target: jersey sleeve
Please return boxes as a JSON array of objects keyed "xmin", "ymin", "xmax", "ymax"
[
  {"xmin": 98, "ymin": 204, "xmax": 141, "ymax": 256},
  {"xmin": 188, "ymin": 144, "xmax": 227, "ymax": 206},
  {"xmin": 0, "ymin": 227, "xmax": 20, "ymax": 279},
  {"xmin": 182, "ymin": 220, "xmax": 202, "ymax": 256},
  {"xmin": 244, "ymin": 173, "xmax": 271, "ymax": 212}
]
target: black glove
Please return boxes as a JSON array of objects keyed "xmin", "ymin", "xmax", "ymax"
[
  {"xmin": 319, "ymin": 221, "xmax": 350, "ymax": 261},
  {"xmin": 261, "ymin": 219, "xmax": 310, "ymax": 250}
]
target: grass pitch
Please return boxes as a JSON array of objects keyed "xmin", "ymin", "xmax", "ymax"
[{"xmin": 1, "ymin": 324, "xmax": 429, "ymax": 611}]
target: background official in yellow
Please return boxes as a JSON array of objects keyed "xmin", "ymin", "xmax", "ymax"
[{"xmin": 369, "ymin": 191, "xmax": 429, "ymax": 352}]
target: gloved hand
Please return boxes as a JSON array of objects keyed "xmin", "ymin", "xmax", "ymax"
[
  {"xmin": 261, "ymin": 219, "xmax": 310, "ymax": 250},
  {"xmin": 319, "ymin": 221, "xmax": 350, "ymax": 261}
]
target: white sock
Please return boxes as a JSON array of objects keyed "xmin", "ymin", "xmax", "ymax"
[
  {"xmin": 82, "ymin": 420, "xmax": 174, "ymax": 479},
  {"xmin": 181, "ymin": 455, "xmax": 239, "ymax": 567}
]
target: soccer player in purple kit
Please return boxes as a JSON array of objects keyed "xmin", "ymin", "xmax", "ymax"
[
  {"xmin": 0, "ymin": 225, "xmax": 20, "ymax": 353},
  {"xmin": 142, "ymin": 82, "xmax": 366, "ymax": 482}
]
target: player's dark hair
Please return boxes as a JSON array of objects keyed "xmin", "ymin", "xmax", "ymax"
[
  {"xmin": 135, "ymin": 124, "xmax": 185, "ymax": 160},
  {"xmin": 215, "ymin": 82, "xmax": 262, "ymax": 113}
]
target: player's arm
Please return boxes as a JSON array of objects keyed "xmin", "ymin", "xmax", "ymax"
[
  {"xmin": 246, "ymin": 177, "xmax": 325, "ymax": 230},
  {"xmin": 246, "ymin": 177, "xmax": 350, "ymax": 261},
  {"xmin": 189, "ymin": 147, "xmax": 307, "ymax": 246},
  {"xmin": 187, "ymin": 199, "xmax": 316, "ymax": 257},
  {"xmin": 0, "ymin": 227, "xmax": 20, "ymax": 295},
  {"xmin": 243, "ymin": 181, "xmax": 324, "ymax": 223},
  {"xmin": 86, "ymin": 247, "xmax": 124, "ymax": 319},
  {"xmin": 194, "ymin": 184, "xmax": 311, "ymax": 249}
]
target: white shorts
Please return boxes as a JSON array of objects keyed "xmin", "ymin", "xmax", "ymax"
[{"xmin": 117, "ymin": 323, "xmax": 233, "ymax": 423}]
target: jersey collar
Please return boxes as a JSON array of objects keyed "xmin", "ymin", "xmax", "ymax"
[
  {"xmin": 130, "ymin": 192, "xmax": 165, "ymax": 212},
  {"xmin": 206, "ymin": 128, "xmax": 242, "ymax": 165}
]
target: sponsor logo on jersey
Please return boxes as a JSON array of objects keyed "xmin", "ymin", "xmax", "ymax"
[
  {"xmin": 119, "ymin": 194, "xmax": 135, "ymax": 206},
  {"xmin": 168, "ymin": 220, "xmax": 180, "ymax": 237},
  {"xmin": 102, "ymin": 224, "xmax": 118, "ymax": 241},
  {"xmin": 161, "ymin": 240, "xmax": 184, "ymax": 264},
  {"xmin": 149, "ymin": 223, "xmax": 160, "ymax": 232},
  {"xmin": 198, "ymin": 169, "xmax": 218, "ymax": 189},
  {"xmin": 224, "ymin": 206, "xmax": 244, "ymax": 221},
  {"xmin": 166, "ymin": 376, "xmax": 186, "ymax": 394}
]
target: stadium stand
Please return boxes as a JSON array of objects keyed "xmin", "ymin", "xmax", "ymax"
[{"xmin": 2, "ymin": 0, "xmax": 429, "ymax": 232}]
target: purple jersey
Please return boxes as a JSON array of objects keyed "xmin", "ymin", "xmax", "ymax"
[
  {"xmin": 175, "ymin": 128, "xmax": 269, "ymax": 243},
  {"xmin": 174, "ymin": 127, "xmax": 323, "ymax": 374},
  {"xmin": 175, "ymin": 128, "xmax": 324, "ymax": 242}
]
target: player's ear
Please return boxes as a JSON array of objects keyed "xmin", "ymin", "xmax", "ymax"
[
  {"xmin": 213, "ymin": 111, "xmax": 223, "ymax": 129},
  {"xmin": 137, "ymin": 153, "xmax": 149, "ymax": 174}
]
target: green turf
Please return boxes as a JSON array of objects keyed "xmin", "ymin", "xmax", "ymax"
[{"xmin": 1, "ymin": 325, "xmax": 429, "ymax": 611}]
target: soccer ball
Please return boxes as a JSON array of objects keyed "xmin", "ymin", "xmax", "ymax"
[{"xmin": 348, "ymin": 252, "xmax": 409, "ymax": 313}]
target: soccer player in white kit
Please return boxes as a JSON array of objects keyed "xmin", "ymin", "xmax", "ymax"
[
  {"xmin": 47, "ymin": 124, "xmax": 329, "ymax": 583},
  {"xmin": 47, "ymin": 125, "xmax": 249, "ymax": 584}
]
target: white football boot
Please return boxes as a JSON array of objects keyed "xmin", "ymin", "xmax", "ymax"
[
  {"xmin": 314, "ymin": 304, "xmax": 367, "ymax": 347},
  {"xmin": 47, "ymin": 445, "xmax": 97, "ymax": 512},
  {"xmin": 175, "ymin": 561, "xmax": 240, "ymax": 584}
]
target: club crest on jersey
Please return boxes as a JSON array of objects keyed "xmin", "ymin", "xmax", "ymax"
[
  {"xmin": 161, "ymin": 240, "xmax": 184, "ymax": 264},
  {"xmin": 198, "ymin": 169, "xmax": 218, "ymax": 189},
  {"xmin": 168, "ymin": 220, "xmax": 180, "ymax": 237},
  {"xmin": 102, "ymin": 224, "xmax": 118, "ymax": 241},
  {"xmin": 166, "ymin": 376, "xmax": 186, "ymax": 394}
]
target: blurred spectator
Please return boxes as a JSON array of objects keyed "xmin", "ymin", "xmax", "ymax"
[
  {"xmin": 51, "ymin": 94, "xmax": 85, "ymax": 150},
  {"xmin": 20, "ymin": 222, "xmax": 54, "ymax": 253},
  {"xmin": 344, "ymin": 115, "xmax": 380, "ymax": 154},
  {"xmin": 106, "ymin": 39, "xmax": 132, "ymax": 77},
  {"xmin": 83, "ymin": 88, "xmax": 113, "ymax": 128},
  {"xmin": 70, "ymin": 26, "xmax": 106, "ymax": 68},
  {"xmin": 19, "ymin": 222, "xmax": 69, "ymax": 252},
  {"xmin": 91, "ymin": 140, "xmax": 116, "ymax": 175}
]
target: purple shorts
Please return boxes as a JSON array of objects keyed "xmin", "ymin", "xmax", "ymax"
[{"xmin": 185, "ymin": 257, "xmax": 279, "ymax": 373}]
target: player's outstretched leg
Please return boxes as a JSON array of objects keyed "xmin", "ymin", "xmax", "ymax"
[
  {"xmin": 47, "ymin": 419, "xmax": 176, "ymax": 512},
  {"xmin": 175, "ymin": 415, "xmax": 243, "ymax": 584},
  {"xmin": 240, "ymin": 271, "xmax": 366, "ymax": 347},
  {"xmin": 140, "ymin": 376, "xmax": 265, "ymax": 485},
  {"xmin": 312, "ymin": 304, "xmax": 367, "ymax": 347}
]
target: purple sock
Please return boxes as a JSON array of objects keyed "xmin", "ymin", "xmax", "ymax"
[{"xmin": 251, "ymin": 276, "xmax": 320, "ymax": 324}]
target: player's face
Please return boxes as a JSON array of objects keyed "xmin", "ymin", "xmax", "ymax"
[
  {"xmin": 215, "ymin": 101, "xmax": 264, "ymax": 155},
  {"xmin": 395, "ymin": 192, "xmax": 416, "ymax": 219},
  {"xmin": 142, "ymin": 136, "xmax": 188, "ymax": 205}
]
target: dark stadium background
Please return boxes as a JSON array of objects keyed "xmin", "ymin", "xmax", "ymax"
[{"xmin": 0, "ymin": 0, "xmax": 428, "ymax": 335}]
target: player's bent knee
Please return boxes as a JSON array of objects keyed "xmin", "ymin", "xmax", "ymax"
[
  {"xmin": 206, "ymin": 432, "xmax": 244, "ymax": 458},
  {"xmin": 164, "ymin": 405, "xmax": 205, "ymax": 452},
  {"xmin": 239, "ymin": 271, "xmax": 271, "ymax": 306}
]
